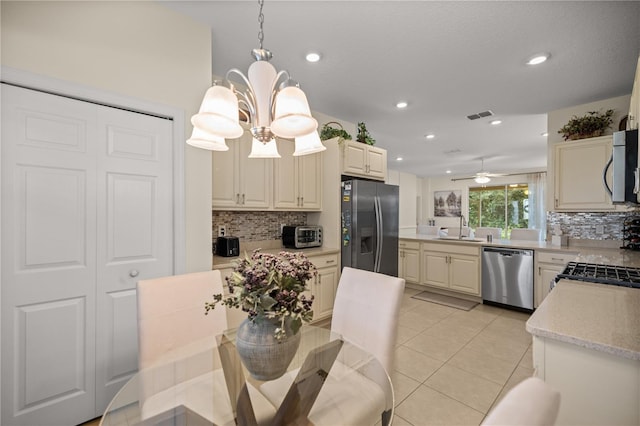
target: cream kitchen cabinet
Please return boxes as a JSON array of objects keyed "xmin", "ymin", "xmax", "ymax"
[
  {"xmin": 273, "ymin": 139, "xmax": 322, "ymax": 211},
  {"xmin": 552, "ymin": 135, "xmax": 614, "ymax": 211},
  {"xmin": 421, "ymin": 242, "xmax": 481, "ymax": 296},
  {"xmin": 212, "ymin": 134, "xmax": 272, "ymax": 210},
  {"xmin": 627, "ymin": 55, "xmax": 639, "ymax": 130},
  {"xmin": 534, "ymin": 250, "xmax": 577, "ymax": 308},
  {"xmin": 399, "ymin": 239, "xmax": 420, "ymax": 284},
  {"xmin": 532, "ymin": 336, "xmax": 639, "ymax": 425},
  {"xmin": 340, "ymin": 140, "xmax": 387, "ymax": 181},
  {"xmin": 305, "ymin": 252, "xmax": 339, "ymax": 321}
]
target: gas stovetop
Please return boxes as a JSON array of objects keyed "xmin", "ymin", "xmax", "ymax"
[{"xmin": 556, "ymin": 262, "xmax": 640, "ymax": 289}]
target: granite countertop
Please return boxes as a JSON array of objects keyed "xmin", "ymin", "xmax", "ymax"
[
  {"xmin": 526, "ymin": 279, "xmax": 640, "ymax": 361},
  {"xmin": 399, "ymin": 233, "xmax": 640, "ymax": 267},
  {"xmin": 212, "ymin": 240, "xmax": 339, "ymax": 269}
]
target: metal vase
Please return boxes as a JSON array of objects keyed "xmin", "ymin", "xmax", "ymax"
[{"xmin": 235, "ymin": 315, "xmax": 301, "ymax": 381}]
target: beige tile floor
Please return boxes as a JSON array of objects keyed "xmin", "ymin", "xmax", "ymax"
[
  {"xmin": 392, "ymin": 287, "xmax": 534, "ymax": 426},
  {"xmin": 84, "ymin": 288, "xmax": 533, "ymax": 426}
]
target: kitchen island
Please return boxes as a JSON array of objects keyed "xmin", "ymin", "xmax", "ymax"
[{"xmin": 526, "ymin": 280, "xmax": 640, "ymax": 425}]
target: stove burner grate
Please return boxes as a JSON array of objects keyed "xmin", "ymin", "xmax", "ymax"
[{"xmin": 557, "ymin": 262, "xmax": 640, "ymax": 288}]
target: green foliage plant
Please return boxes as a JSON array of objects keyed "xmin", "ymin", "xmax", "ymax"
[
  {"xmin": 319, "ymin": 122, "xmax": 352, "ymax": 142},
  {"xmin": 557, "ymin": 109, "xmax": 614, "ymax": 141},
  {"xmin": 356, "ymin": 122, "xmax": 376, "ymax": 145}
]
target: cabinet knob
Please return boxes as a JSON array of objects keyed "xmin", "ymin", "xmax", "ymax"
[{"xmin": 129, "ymin": 269, "xmax": 139, "ymax": 278}]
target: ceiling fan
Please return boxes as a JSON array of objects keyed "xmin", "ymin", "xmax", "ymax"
[{"xmin": 450, "ymin": 158, "xmax": 511, "ymax": 183}]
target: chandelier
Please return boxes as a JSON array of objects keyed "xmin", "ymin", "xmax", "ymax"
[{"xmin": 187, "ymin": 0, "xmax": 325, "ymax": 158}]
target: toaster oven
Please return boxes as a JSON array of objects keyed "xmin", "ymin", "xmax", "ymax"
[{"xmin": 282, "ymin": 226, "xmax": 323, "ymax": 249}]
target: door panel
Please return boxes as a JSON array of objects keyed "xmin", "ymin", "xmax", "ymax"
[
  {"xmin": 2, "ymin": 84, "xmax": 98, "ymax": 425},
  {"xmin": 96, "ymin": 106, "xmax": 173, "ymax": 412},
  {"xmin": 17, "ymin": 297, "xmax": 89, "ymax": 411}
]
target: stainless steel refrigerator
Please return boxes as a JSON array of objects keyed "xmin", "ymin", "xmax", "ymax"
[{"xmin": 341, "ymin": 179, "xmax": 399, "ymax": 276}]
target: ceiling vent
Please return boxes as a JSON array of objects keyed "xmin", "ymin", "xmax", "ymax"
[
  {"xmin": 466, "ymin": 110, "xmax": 494, "ymax": 120},
  {"xmin": 443, "ymin": 148, "xmax": 461, "ymax": 155}
]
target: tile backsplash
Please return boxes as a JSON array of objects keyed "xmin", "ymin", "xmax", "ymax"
[
  {"xmin": 212, "ymin": 211, "xmax": 307, "ymax": 242},
  {"xmin": 546, "ymin": 211, "xmax": 638, "ymax": 240}
]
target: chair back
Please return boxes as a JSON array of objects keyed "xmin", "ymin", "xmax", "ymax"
[
  {"xmin": 482, "ymin": 377, "xmax": 561, "ymax": 425},
  {"xmin": 331, "ymin": 267, "xmax": 405, "ymax": 373},
  {"xmin": 445, "ymin": 226, "xmax": 471, "ymax": 238},
  {"xmin": 137, "ymin": 270, "xmax": 227, "ymax": 369},
  {"xmin": 475, "ymin": 227, "xmax": 502, "ymax": 239},
  {"xmin": 510, "ymin": 228, "xmax": 540, "ymax": 241},
  {"xmin": 417, "ymin": 225, "xmax": 439, "ymax": 235}
]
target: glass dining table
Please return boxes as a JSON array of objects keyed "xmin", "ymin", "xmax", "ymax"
[{"xmin": 100, "ymin": 325, "xmax": 394, "ymax": 426}]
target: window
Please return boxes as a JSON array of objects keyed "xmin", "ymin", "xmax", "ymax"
[{"xmin": 468, "ymin": 184, "xmax": 529, "ymax": 238}]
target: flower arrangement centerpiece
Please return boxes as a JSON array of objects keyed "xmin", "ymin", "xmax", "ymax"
[
  {"xmin": 206, "ymin": 249, "xmax": 317, "ymax": 380},
  {"xmin": 206, "ymin": 249, "xmax": 316, "ymax": 339}
]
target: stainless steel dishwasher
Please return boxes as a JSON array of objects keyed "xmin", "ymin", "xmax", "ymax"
[{"xmin": 481, "ymin": 247, "xmax": 534, "ymax": 311}]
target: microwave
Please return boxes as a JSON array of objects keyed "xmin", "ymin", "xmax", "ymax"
[
  {"xmin": 604, "ymin": 129, "xmax": 639, "ymax": 203},
  {"xmin": 282, "ymin": 226, "xmax": 323, "ymax": 249}
]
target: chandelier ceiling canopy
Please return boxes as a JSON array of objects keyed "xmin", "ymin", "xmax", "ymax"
[{"xmin": 187, "ymin": 0, "xmax": 325, "ymax": 158}]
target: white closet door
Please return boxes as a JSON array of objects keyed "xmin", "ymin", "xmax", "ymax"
[
  {"xmin": 94, "ymin": 105, "xmax": 173, "ymax": 412},
  {"xmin": 1, "ymin": 84, "xmax": 175, "ymax": 425}
]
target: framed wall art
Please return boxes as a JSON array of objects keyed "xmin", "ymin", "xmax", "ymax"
[{"xmin": 434, "ymin": 190, "xmax": 461, "ymax": 217}]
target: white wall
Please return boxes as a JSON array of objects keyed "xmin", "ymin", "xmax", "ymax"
[
  {"xmin": 388, "ymin": 169, "xmax": 418, "ymax": 232},
  {"xmin": 1, "ymin": 1, "xmax": 213, "ymax": 272}
]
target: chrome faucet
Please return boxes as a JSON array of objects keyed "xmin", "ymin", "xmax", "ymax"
[{"xmin": 459, "ymin": 214, "xmax": 466, "ymax": 239}]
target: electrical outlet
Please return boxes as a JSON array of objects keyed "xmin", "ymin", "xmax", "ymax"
[
  {"xmin": 595, "ymin": 224, "xmax": 604, "ymax": 235},
  {"xmin": 280, "ymin": 223, "xmax": 286, "ymax": 234},
  {"xmin": 218, "ymin": 225, "xmax": 226, "ymax": 237}
]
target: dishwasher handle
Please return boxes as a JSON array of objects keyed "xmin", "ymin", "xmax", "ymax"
[{"xmin": 482, "ymin": 247, "xmax": 533, "ymax": 256}]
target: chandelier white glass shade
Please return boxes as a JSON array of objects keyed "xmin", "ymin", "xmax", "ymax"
[
  {"xmin": 248, "ymin": 138, "xmax": 281, "ymax": 158},
  {"xmin": 293, "ymin": 131, "xmax": 326, "ymax": 156},
  {"xmin": 186, "ymin": 1, "xmax": 324, "ymax": 158},
  {"xmin": 186, "ymin": 127, "xmax": 229, "ymax": 151}
]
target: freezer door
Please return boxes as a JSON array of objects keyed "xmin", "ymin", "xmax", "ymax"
[{"xmin": 376, "ymin": 183, "xmax": 399, "ymax": 276}]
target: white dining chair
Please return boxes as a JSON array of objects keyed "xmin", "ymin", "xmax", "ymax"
[
  {"xmin": 475, "ymin": 227, "xmax": 502, "ymax": 239},
  {"xmin": 482, "ymin": 377, "xmax": 561, "ymax": 426},
  {"xmin": 259, "ymin": 267, "xmax": 405, "ymax": 425},
  {"xmin": 510, "ymin": 228, "xmax": 541, "ymax": 241},
  {"xmin": 136, "ymin": 270, "xmax": 275, "ymax": 425},
  {"xmin": 417, "ymin": 224, "xmax": 439, "ymax": 235},
  {"xmin": 331, "ymin": 267, "xmax": 406, "ymax": 373},
  {"xmin": 444, "ymin": 226, "xmax": 471, "ymax": 238}
]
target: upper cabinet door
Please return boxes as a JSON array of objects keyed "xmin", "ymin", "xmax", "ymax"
[
  {"xmin": 273, "ymin": 139, "xmax": 322, "ymax": 211},
  {"xmin": 340, "ymin": 140, "xmax": 387, "ymax": 181},
  {"xmin": 212, "ymin": 134, "xmax": 271, "ymax": 210},
  {"xmin": 553, "ymin": 135, "xmax": 614, "ymax": 211}
]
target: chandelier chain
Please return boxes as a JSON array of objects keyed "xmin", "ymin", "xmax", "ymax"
[{"xmin": 257, "ymin": 0, "xmax": 265, "ymax": 50}]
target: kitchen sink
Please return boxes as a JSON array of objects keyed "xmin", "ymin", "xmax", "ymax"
[{"xmin": 436, "ymin": 237, "xmax": 485, "ymax": 243}]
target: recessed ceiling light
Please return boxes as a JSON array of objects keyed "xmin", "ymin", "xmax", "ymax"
[
  {"xmin": 425, "ymin": 134, "xmax": 435, "ymax": 140},
  {"xmin": 396, "ymin": 157, "xmax": 403, "ymax": 161},
  {"xmin": 396, "ymin": 101, "xmax": 408, "ymax": 109},
  {"xmin": 541, "ymin": 132, "xmax": 549, "ymax": 137},
  {"xmin": 446, "ymin": 170, "xmax": 452, "ymax": 174},
  {"xmin": 305, "ymin": 52, "xmax": 321, "ymax": 62},
  {"xmin": 490, "ymin": 120, "xmax": 502, "ymax": 125},
  {"xmin": 526, "ymin": 53, "xmax": 550, "ymax": 65}
]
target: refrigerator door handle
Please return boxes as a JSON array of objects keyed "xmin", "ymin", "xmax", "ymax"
[{"xmin": 374, "ymin": 195, "xmax": 383, "ymax": 272}]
